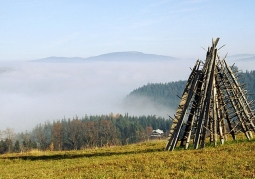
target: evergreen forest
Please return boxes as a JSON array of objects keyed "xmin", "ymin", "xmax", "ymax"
[{"xmin": 127, "ymin": 70, "xmax": 255, "ymax": 110}]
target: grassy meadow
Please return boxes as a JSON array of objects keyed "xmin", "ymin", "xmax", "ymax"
[{"xmin": 0, "ymin": 137, "xmax": 255, "ymax": 179}]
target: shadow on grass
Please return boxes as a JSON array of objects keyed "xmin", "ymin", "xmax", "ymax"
[
  {"xmin": 2, "ymin": 138, "xmax": 254, "ymax": 161},
  {"xmin": 1, "ymin": 147, "xmax": 165, "ymax": 161}
]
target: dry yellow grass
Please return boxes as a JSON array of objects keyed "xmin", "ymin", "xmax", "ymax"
[{"xmin": 0, "ymin": 139, "xmax": 255, "ymax": 178}]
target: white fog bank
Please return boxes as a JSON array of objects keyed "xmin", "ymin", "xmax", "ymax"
[
  {"xmin": 0, "ymin": 57, "xmax": 252, "ymax": 132},
  {"xmin": 0, "ymin": 60, "xmax": 193, "ymax": 132}
]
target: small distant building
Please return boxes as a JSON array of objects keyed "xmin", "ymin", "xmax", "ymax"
[{"xmin": 151, "ymin": 129, "xmax": 164, "ymax": 138}]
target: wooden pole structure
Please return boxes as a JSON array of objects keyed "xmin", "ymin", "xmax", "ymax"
[{"xmin": 166, "ymin": 38, "xmax": 255, "ymax": 151}]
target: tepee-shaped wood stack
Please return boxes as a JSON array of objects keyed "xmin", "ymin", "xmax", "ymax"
[{"xmin": 166, "ymin": 38, "xmax": 255, "ymax": 151}]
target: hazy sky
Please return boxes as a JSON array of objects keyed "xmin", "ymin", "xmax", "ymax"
[{"xmin": 1, "ymin": 0, "xmax": 255, "ymax": 61}]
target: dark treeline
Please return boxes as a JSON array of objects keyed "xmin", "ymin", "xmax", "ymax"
[
  {"xmin": 127, "ymin": 70, "xmax": 255, "ymax": 110},
  {"xmin": 238, "ymin": 70, "xmax": 255, "ymax": 101},
  {"xmin": 0, "ymin": 114, "xmax": 171, "ymax": 154},
  {"xmin": 126, "ymin": 81, "xmax": 186, "ymax": 110}
]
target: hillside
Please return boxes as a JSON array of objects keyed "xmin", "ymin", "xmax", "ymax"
[
  {"xmin": 1, "ymin": 138, "xmax": 255, "ymax": 178},
  {"xmin": 126, "ymin": 70, "xmax": 255, "ymax": 110},
  {"xmin": 32, "ymin": 51, "xmax": 179, "ymax": 63},
  {"xmin": 125, "ymin": 81, "xmax": 186, "ymax": 110}
]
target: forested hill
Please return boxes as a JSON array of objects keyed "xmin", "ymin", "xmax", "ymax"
[
  {"xmin": 126, "ymin": 70, "xmax": 255, "ymax": 110},
  {"xmin": 126, "ymin": 81, "xmax": 186, "ymax": 110},
  {"xmin": 239, "ymin": 70, "xmax": 255, "ymax": 99}
]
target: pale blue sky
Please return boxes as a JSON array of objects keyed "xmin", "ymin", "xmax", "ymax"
[{"xmin": 1, "ymin": 0, "xmax": 255, "ymax": 61}]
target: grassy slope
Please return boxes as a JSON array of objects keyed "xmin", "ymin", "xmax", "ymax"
[{"xmin": 0, "ymin": 139, "xmax": 255, "ymax": 179}]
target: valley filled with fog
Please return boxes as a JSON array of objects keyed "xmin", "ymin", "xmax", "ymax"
[
  {"xmin": 0, "ymin": 53, "xmax": 254, "ymax": 132},
  {"xmin": 0, "ymin": 59, "xmax": 192, "ymax": 132}
]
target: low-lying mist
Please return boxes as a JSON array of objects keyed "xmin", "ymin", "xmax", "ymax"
[{"xmin": 0, "ymin": 59, "xmax": 217, "ymax": 132}]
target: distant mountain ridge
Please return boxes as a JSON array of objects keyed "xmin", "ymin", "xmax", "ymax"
[
  {"xmin": 31, "ymin": 52, "xmax": 255, "ymax": 63},
  {"xmin": 31, "ymin": 51, "xmax": 179, "ymax": 63},
  {"xmin": 227, "ymin": 54, "xmax": 255, "ymax": 62},
  {"xmin": 32, "ymin": 57, "xmax": 85, "ymax": 63}
]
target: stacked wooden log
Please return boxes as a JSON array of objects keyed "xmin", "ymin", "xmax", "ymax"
[{"xmin": 165, "ymin": 38, "xmax": 255, "ymax": 151}]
